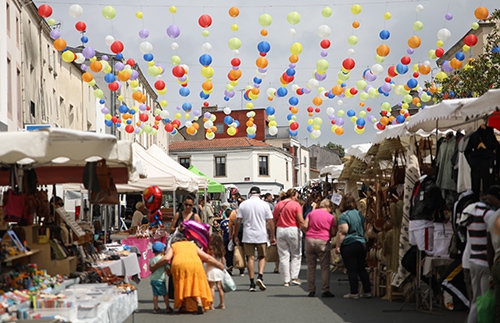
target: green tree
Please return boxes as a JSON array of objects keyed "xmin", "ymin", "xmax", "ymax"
[
  {"xmin": 325, "ymin": 142, "xmax": 345, "ymax": 157},
  {"xmin": 426, "ymin": 9, "xmax": 500, "ymax": 102}
]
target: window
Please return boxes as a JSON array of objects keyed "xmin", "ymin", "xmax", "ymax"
[
  {"xmin": 215, "ymin": 156, "xmax": 226, "ymax": 177},
  {"xmin": 179, "ymin": 157, "xmax": 190, "ymax": 169},
  {"xmin": 7, "ymin": 58, "xmax": 11, "ymax": 115},
  {"xmin": 215, "ymin": 123, "xmax": 224, "ymax": 134},
  {"xmin": 30, "ymin": 101, "xmax": 35, "ymax": 118},
  {"xmin": 259, "ymin": 155, "xmax": 269, "ymax": 176}
]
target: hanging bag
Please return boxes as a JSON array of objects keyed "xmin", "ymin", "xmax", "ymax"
[
  {"xmin": 221, "ymin": 270, "xmax": 237, "ymax": 292},
  {"xmin": 390, "ymin": 150, "xmax": 406, "ymax": 187},
  {"xmin": 3, "ymin": 168, "xmax": 24, "ymax": 223},
  {"xmin": 417, "ymin": 137, "xmax": 435, "ymax": 176},
  {"xmin": 87, "ymin": 160, "xmax": 119, "ymax": 205}
]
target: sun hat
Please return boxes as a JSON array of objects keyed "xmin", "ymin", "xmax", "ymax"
[{"xmin": 152, "ymin": 241, "xmax": 166, "ymax": 253}]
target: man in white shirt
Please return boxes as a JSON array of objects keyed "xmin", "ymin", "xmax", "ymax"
[{"xmin": 235, "ymin": 186, "xmax": 276, "ymax": 292}]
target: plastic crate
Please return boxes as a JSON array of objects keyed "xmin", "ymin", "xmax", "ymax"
[{"xmin": 32, "ymin": 307, "xmax": 77, "ymax": 321}]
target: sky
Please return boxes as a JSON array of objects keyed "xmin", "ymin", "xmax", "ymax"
[{"xmin": 34, "ymin": 0, "xmax": 499, "ymax": 149}]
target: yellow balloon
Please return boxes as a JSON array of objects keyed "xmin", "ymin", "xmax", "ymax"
[
  {"xmin": 136, "ymin": 11, "xmax": 143, "ymax": 19},
  {"xmin": 246, "ymin": 102, "xmax": 254, "ymax": 109},
  {"xmin": 384, "ymin": 12, "xmax": 392, "ymax": 20},
  {"xmin": 201, "ymin": 66, "xmax": 214, "ymax": 78},
  {"xmin": 231, "ymin": 24, "xmax": 239, "ymax": 32},
  {"xmin": 62, "ymin": 50, "xmax": 75, "ymax": 63},
  {"xmin": 171, "ymin": 55, "xmax": 181, "ymax": 65},
  {"xmin": 104, "ymin": 114, "xmax": 112, "ymax": 121},
  {"xmin": 290, "ymin": 42, "xmax": 303, "ymax": 55},
  {"xmin": 351, "ymin": 4, "xmax": 362, "ymax": 15},
  {"xmin": 322, "ymin": 7, "xmax": 332, "ymax": 18},
  {"xmin": 169, "ymin": 6, "xmax": 177, "ymax": 14},
  {"xmin": 259, "ymin": 14, "xmax": 273, "ymax": 27},
  {"xmin": 201, "ymin": 30, "xmax": 210, "ymax": 37}
]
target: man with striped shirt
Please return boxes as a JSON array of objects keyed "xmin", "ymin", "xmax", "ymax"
[{"xmin": 463, "ymin": 186, "xmax": 500, "ymax": 323}]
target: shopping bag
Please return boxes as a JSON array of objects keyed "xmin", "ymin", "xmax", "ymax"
[
  {"xmin": 221, "ymin": 270, "xmax": 236, "ymax": 293},
  {"xmin": 477, "ymin": 289, "xmax": 495, "ymax": 323},
  {"xmin": 3, "ymin": 189, "xmax": 24, "ymax": 223},
  {"xmin": 233, "ymin": 245, "xmax": 246, "ymax": 268},
  {"xmin": 265, "ymin": 245, "xmax": 279, "ymax": 263}
]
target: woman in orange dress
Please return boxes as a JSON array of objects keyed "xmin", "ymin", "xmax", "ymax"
[{"xmin": 163, "ymin": 239, "xmax": 224, "ymax": 314}]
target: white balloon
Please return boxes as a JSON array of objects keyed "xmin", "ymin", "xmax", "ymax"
[
  {"xmin": 337, "ymin": 100, "xmax": 343, "ymax": 106},
  {"xmin": 180, "ymin": 64, "xmax": 189, "ymax": 73},
  {"xmin": 312, "ymin": 129, "xmax": 321, "ymax": 138},
  {"xmin": 256, "ymin": 71, "xmax": 267, "ymax": 78},
  {"xmin": 423, "ymin": 60, "xmax": 431, "ymax": 67},
  {"xmin": 223, "ymin": 107, "xmax": 232, "ymax": 115},
  {"xmin": 232, "ymin": 50, "xmax": 240, "ymax": 56},
  {"xmin": 171, "ymin": 42, "xmax": 179, "ymax": 50},
  {"xmin": 289, "ymin": 28, "xmax": 296, "ymax": 36},
  {"xmin": 267, "ymin": 88, "xmax": 276, "ymax": 97},
  {"xmin": 307, "ymin": 78, "xmax": 319, "ymax": 89},
  {"xmin": 75, "ymin": 53, "xmax": 85, "ymax": 64},
  {"xmin": 185, "ymin": 121, "xmax": 193, "ymax": 128},
  {"xmin": 69, "ymin": 4, "xmax": 83, "ymax": 18},
  {"xmin": 347, "ymin": 48, "xmax": 355, "ymax": 56},
  {"xmin": 268, "ymin": 126, "xmax": 278, "ymax": 136},
  {"xmin": 371, "ymin": 63, "xmax": 384, "ymax": 76},
  {"xmin": 160, "ymin": 110, "xmax": 170, "ymax": 119},
  {"xmin": 204, "ymin": 120, "xmax": 213, "ymax": 129},
  {"xmin": 317, "ymin": 25, "xmax": 331, "ymax": 38},
  {"xmin": 416, "ymin": 4, "xmax": 424, "ymax": 12},
  {"xmin": 139, "ymin": 41, "xmax": 153, "ymax": 54},
  {"xmin": 326, "ymin": 107, "xmax": 335, "ymax": 115},
  {"xmin": 202, "ymin": 42, "xmax": 212, "ymax": 53},
  {"xmin": 105, "ymin": 35, "xmax": 115, "ymax": 46},
  {"xmin": 437, "ymin": 28, "xmax": 451, "ymax": 41},
  {"xmin": 291, "ymin": 84, "xmax": 300, "ymax": 91}
]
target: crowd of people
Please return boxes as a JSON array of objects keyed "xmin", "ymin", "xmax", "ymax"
[{"xmin": 145, "ymin": 186, "xmax": 372, "ymax": 314}]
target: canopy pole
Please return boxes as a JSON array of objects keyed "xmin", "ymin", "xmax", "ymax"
[
  {"xmin": 172, "ymin": 191, "xmax": 176, "ymax": 229},
  {"xmin": 204, "ymin": 188, "xmax": 207, "ymax": 224}
]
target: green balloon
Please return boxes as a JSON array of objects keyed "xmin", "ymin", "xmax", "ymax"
[
  {"xmin": 259, "ymin": 14, "xmax": 272, "ymax": 27},
  {"xmin": 228, "ymin": 37, "xmax": 242, "ymax": 50},
  {"xmin": 287, "ymin": 12, "xmax": 301, "ymax": 25},
  {"xmin": 102, "ymin": 6, "xmax": 116, "ymax": 20},
  {"xmin": 322, "ymin": 7, "xmax": 332, "ymax": 18}
]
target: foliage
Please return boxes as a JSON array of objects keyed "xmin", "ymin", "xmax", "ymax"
[
  {"xmin": 426, "ymin": 9, "xmax": 500, "ymax": 102},
  {"xmin": 325, "ymin": 142, "xmax": 345, "ymax": 157}
]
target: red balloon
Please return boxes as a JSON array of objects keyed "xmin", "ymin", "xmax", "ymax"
[
  {"xmin": 110, "ymin": 41, "xmax": 124, "ymax": 54},
  {"xmin": 143, "ymin": 186, "xmax": 163, "ymax": 213},
  {"xmin": 400, "ymin": 56, "xmax": 411, "ymax": 65},
  {"xmin": 289, "ymin": 121, "xmax": 299, "ymax": 131},
  {"xmin": 385, "ymin": 77, "xmax": 392, "ymax": 83},
  {"xmin": 342, "ymin": 58, "xmax": 356, "ymax": 70},
  {"xmin": 164, "ymin": 123, "xmax": 174, "ymax": 132},
  {"xmin": 154, "ymin": 80, "xmax": 166, "ymax": 90},
  {"xmin": 126, "ymin": 58, "xmax": 136, "ymax": 66},
  {"xmin": 435, "ymin": 48, "xmax": 444, "ymax": 57},
  {"xmin": 366, "ymin": 107, "xmax": 372, "ymax": 112},
  {"xmin": 296, "ymin": 88, "xmax": 303, "ymax": 95},
  {"xmin": 125, "ymin": 125, "xmax": 134, "ymax": 133},
  {"xmin": 387, "ymin": 66, "xmax": 398, "ymax": 77},
  {"xmin": 464, "ymin": 34, "xmax": 478, "ymax": 47},
  {"xmin": 320, "ymin": 39, "xmax": 331, "ymax": 49},
  {"xmin": 231, "ymin": 58, "xmax": 241, "ymax": 66},
  {"xmin": 349, "ymin": 88, "xmax": 358, "ymax": 95},
  {"xmin": 38, "ymin": 4, "xmax": 53, "ymax": 18},
  {"xmin": 155, "ymin": 115, "xmax": 162, "ymax": 121},
  {"xmin": 172, "ymin": 119, "xmax": 181, "ymax": 128},
  {"xmin": 203, "ymin": 101, "xmax": 210, "ymax": 107},
  {"xmin": 111, "ymin": 116, "xmax": 118, "ymax": 123},
  {"xmin": 315, "ymin": 108, "xmax": 321, "ymax": 113},
  {"xmin": 146, "ymin": 106, "xmax": 151, "ymax": 111},
  {"xmin": 108, "ymin": 82, "xmax": 119, "ymax": 91},
  {"xmin": 260, "ymin": 52, "xmax": 267, "ymax": 57},
  {"xmin": 307, "ymin": 106, "xmax": 314, "ymax": 113},
  {"xmin": 75, "ymin": 21, "xmax": 86, "ymax": 32},
  {"xmin": 282, "ymin": 73, "xmax": 294, "ymax": 83},
  {"xmin": 139, "ymin": 113, "xmax": 149, "ymax": 122},
  {"xmin": 172, "ymin": 65, "xmax": 185, "ymax": 78},
  {"xmin": 413, "ymin": 72, "xmax": 420, "ymax": 78},
  {"xmin": 198, "ymin": 14, "xmax": 213, "ymax": 28},
  {"xmin": 376, "ymin": 123, "xmax": 386, "ymax": 130}
]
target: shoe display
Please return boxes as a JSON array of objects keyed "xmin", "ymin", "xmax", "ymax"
[
  {"xmin": 343, "ymin": 293, "xmax": 360, "ymax": 299},
  {"xmin": 249, "ymin": 284, "xmax": 256, "ymax": 292},
  {"xmin": 308, "ymin": 291, "xmax": 315, "ymax": 297},
  {"xmin": 321, "ymin": 291, "xmax": 335, "ymax": 298},
  {"xmin": 291, "ymin": 279, "xmax": 301, "ymax": 286},
  {"xmin": 361, "ymin": 292, "xmax": 372, "ymax": 298},
  {"xmin": 256, "ymin": 278, "xmax": 267, "ymax": 291}
]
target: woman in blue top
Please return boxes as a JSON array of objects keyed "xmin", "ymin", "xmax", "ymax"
[{"xmin": 335, "ymin": 193, "xmax": 372, "ymax": 299}]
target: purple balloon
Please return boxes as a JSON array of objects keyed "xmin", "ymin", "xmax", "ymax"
[
  {"xmin": 204, "ymin": 112, "xmax": 211, "ymax": 118},
  {"xmin": 254, "ymin": 84, "xmax": 260, "ymax": 89},
  {"xmin": 193, "ymin": 110, "xmax": 201, "ymax": 117},
  {"xmin": 303, "ymin": 88, "xmax": 312, "ymax": 94},
  {"xmin": 315, "ymin": 72, "xmax": 327, "ymax": 81},
  {"xmin": 80, "ymin": 64, "xmax": 87, "ymax": 70},
  {"xmin": 157, "ymin": 64, "xmax": 165, "ymax": 75},
  {"xmin": 177, "ymin": 106, "xmax": 182, "ymax": 111},
  {"xmin": 178, "ymin": 75, "xmax": 187, "ymax": 82},
  {"xmin": 335, "ymin": 117, "xmax": 345, "ymax": 126},
  {"xmin": 134, "ymin": 128, "xmax": 141, "ymax": 134},
  {"xmin": 328, "ymin": 114, "xmax": 335, "ymax": 120},
  {"xmin": 224, "ymin": 90, "xmax": 231, "ymax": 97},
  {"xmin": 101, "ymin": 107, "xmax": 110, "ymax": 114},
  {"xmin": 114, "ymin": 62, "xmax": 125, "ymax": 71},
  {"xmin": 101, "ymin": 55, "xmax": 108, "ymax": 61},
  {"xmin": 50, "ymin": 29, "xmax": 60, "ymax": 40},
  {"xmin": 258, "ymin": 68, "xmax": 267, "ymax": 73},
  {"xmin": 130, "ymin": 70, "xmax": 139, "ymax": 80},
  {"xmin": 227, "ymin": 91, "xmax": 235, "ymax": 98},
  {"xmin": 407, "ymin": 48, "xmax": 415, "ymax": 55},
  {"xmin": 364, "ymin": 71, "xmax": 377, "ymax": 82},
  {"xmin": 139, "ymin": 29, "xmax": 150, "ymax": 39},
  {"xmin": 139, "ymin": 104, "xmax": 147, "ymax": 111},
  {"xmin": 442, "ymin": 61, "xmax": 453, "ymax": 73},
  {"xmin": 167, "ymin": 25, "xmax": 181, "ymax": 38},
  {"xmin": 381, "ymin": 82, "xmax": 392, "ymax": 93},
  {"xmin": 321, "ymin": 50, "xmax": 328, "ymax": 57},
  {"xmin": 82, "ymin": 47, "xmax": 96, "ymax": 59},
  {"xmin": 289, "ymin": 63, "xmax": 296, "ymax": 68},
  {"xmin": 368, "ymin": 115, "xmax": 376, "ymax": 123},
  {"xmin": 445, "ymin": 13, "xmax": 453, "ymax": 21}
]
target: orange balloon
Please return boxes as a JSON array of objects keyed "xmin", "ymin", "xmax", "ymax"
[
  {"xmin": 186, "ymin": 126, "xmax": 196, "ymax": 135},
  {"xmin": 246, "ymin": 120, "xmax": 254, "ymax": 127},
  {"xmin": 289, "ymin": 55, "xmax": 299, "ymax": 63},
  {"xmin": 332, "ymin": 85, "xmax": 344, "ymax": 96},
  {"xmin": 429, "ymin": 86, "xmax": 437, "ymax": 94},
  {"xmin": 312, "ymin": 96, "xmax": 323, "ymax": 107},
  {"xmin": 251, "ymin": 88, "xmax": 260, "ymax": 95},
  {"xmin": 359, "ymin": 102, "xmax": 365, "ymax": 107},
  {"xmin": 211, "ymin": 126, "xmax": 217, "ymax": 133},
  {"xmin": 117, "ymin": 70, "xmax": 130, "ymax": 82},
  {"xmin": 380, "ymin": 116, "xmax": 389, "ymax": 125},
  {"xmin": 53, "ymin": 38, "xmax": 67, "ymax": 51},
  {"xmin": 82, "ymin": 72, "xmax": 93, "ymax": 83},
  {"xmin": 335, "ymin": 127, "xmax": 344, "ymax": 135},
  {"xmin": 228, "ymin": 7, "xmax": 240, "ymax": 18},
  {"xmin": 403, "ymin": 84, "xmax": 410, "ymax": 91},
  {"xmin": 419, "ymin": 65, "xmax": 431, "ymax": 75},
  {"xmin": 450, "ymin": 58, "xmax": 463, "ymax": 69},
  {"xmin": 376, "ymin": 44, "xmax": 390, "ymax": 57},
  {"xmin": 474, "ymin": 6, "xmax": 489, "ymax": 20},
  {"xmin": 412, "ymin": 97, "xmax": 420, "ymax": 105},
  {"xmin": 192, "ymin": 122, "xmax": 200, "ymax": 130},
  {"xmin": 408, "ymin": 35, "xmax": 421, "ymax": 49},
  {"xmin": 132, "ymin": 91, "xmax": 143, "ymax": 101},
  {"xmin": 202, "ymin": 81, "xmax": 213, "ymax": 91},
  {"xmin": 89, "ymin": 61, "xmax": 103, "ymax": 73},
  {"xmin": 140, "ymin": 94, "xmax": 147, "ymax": 103},
  {"xmin": 260, "ymin": 29, "xmax": 268, "ymax": 37},
  {"xmin": 256, "ymin": 57, "xmax": 268, "ymax": 68},
  {"xmin": 352, "ymin": 21, "xmax": 360, "ymax": 28},
  {"xmin": 229, "ymin": 69, "xmax": 242, "ymax": 80},
  {"xmin": 389, "ymin": 116, "xmax": 395, "ymax": 123},
  {"xmin": 290, "ymin": 106, "xmax": 299, "ymax": 114}
]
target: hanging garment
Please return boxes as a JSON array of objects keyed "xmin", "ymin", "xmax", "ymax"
[
  {"xmin": 436, "ymin": 135, "xmax": 457, "ymax": 191},
  {"xmin": 456, "ymin": 134, "xmax": 472, "ymax": 194}
]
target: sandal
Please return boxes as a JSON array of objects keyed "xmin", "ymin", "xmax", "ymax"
[
  {"xmin": 165, "ymin": 307, "xmax": 174, "ymax": 314},
  {"xmin": 152, "ymin": 308, "xmax": 163, "ymax": 314},
  {"xmin": 215, "ymin": 304, "xmax": 226, "ymax": 309}
]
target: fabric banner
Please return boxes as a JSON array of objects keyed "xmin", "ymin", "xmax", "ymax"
[{"xmin": 122, "ymin": 236, "xmax": 167, "ymax": 279}]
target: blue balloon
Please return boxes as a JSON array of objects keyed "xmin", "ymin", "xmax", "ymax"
[
  {"xmin": 396, "ymin": 115, "xmax": 406, "ymax": 123},
  {"xmin": 179, "ymin": 87, "xmax": 190, "ymax": 97},
  {"xmin": 126, "ymin": 119, "xmax": 132, "ymax": 124},
  {"xmin": 379, "ymin": 30, "xmax": 390, "ymax": 40},
  {"xmin": 129, "ymin": 109, "xmax": 136, "ymax": 115},
  {"xmin": 286, "ymin": 114, "xmax": 293, "ymax": 121},
  {"xmin": 257, "ymin": 41, "xmax": 271, "ymax": 53},
  {"xmin": 247, "ymin": 133, "xmax": 256, "ymax": 139},
  {"xmin": 234, "ymin": 120, "xmax": 240, "ymax": 127},
  {"xmin": 265, "ymin": 106, "xmax": 275, "ymax": 115},
  {"xmin": 80, "ymin": 36, "xmax": 89, "ymax": 44},
  {"xmin": 455, "ymin": 52, "xmax": 465, "ymax": 61},
  {"xmin": 224, "ymin": 96, "xmax": 229, "ymax": 101},
  {"xmin": 104, "ymin": 73, "xmax": 116, "ymax": 83},
  {"xmin": 143, "ymin": 53, "xmax": 154, "ymax": 62},
  {"xmin": 253, "ymin": 77, "xmax": 262, "ymax": 84},
  {"xmin": 115, "ymin": 53, "xmax": 123, "ymax": 60},
  {"xmin": 243, "ymin": 93, "xmax": 250, "ymax": 101},
  {"xmin": 407, "ymin": 78, "xmax": 418, "ymax": 89},
  {"xmin": 396, "ymin": 63, "xmax": 408, "ymax": 74},
  {"xmin": 199, "ymin": 54, "xmax": 212, "ymax": 66},
  {"xmin": 347, "ymin": 109, "xmax": 356, "ymax": 117},
  {"xmin": 99, "ymin": 99, "xmax": 106, "ymax": 104},
  {"xmin": 328, "ymin": 92, "xmax": 335, "ymax": 99},
  {"xmin": 276, "ymin": 87, "xmax": 288, "ymax": 97},
  {"xmin": 307, "ymin": 125, "xmax": 314, "ymax": 133},
  {"xmin": 224, "ymin": 116, "xmax": 234, "ymax": 125},
  {"xmin": 356, "ymin": 118, "xmax": 366, "ymax": 126},
  {"xmin": 104, "ymin": 120, "xmax": 113, "ymax": 127},
  {"xmin": 493, "ymin": 46, "xmax": 500, "ymax": 53},
  {"xmin": 116, "ymin": 123, "xmax": 121, "ymax": 127},
  {"xmin": 199, "ymin": 91, "xmax": 209, "ymax": 99},
  {"xmin": 182, "ymin": 102, "xmax": 192, "ymax": 111},
  {"xmin": 286, "ymin": 68, "xmax": 296, "ymax": 76},
  {"xmin": 288, "ymin": 96, "xmax": 299, "ymax": 106},
  {"xmin": 118, "ymin": 105, "xmax": 129, "ymax": 113},
  {"xmin": 289, "ymin": 130, "xmax": 298, "ymax": 137}
]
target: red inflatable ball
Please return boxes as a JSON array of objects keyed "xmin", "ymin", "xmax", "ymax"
[
  {"xmin": 464, "ymin": 34, "xmax": 478, "ymax": 47},
  {"xmin": 110, "ymin": 41, "xmax": 124, "ymax": 54},
  {"xmin": 75, "ymin": 21, "xmax": 87, "ymax": 32},
  {"xmin": 342, "ymin": 58, "xmax": 356, "ymax": 71},
  {"xmin": 38, "ymin": 4, "xmax": 53, "ymax": 18},
  {"xmin": 198, "ymin": 14, "xmax": 213, "ymax": 28}
]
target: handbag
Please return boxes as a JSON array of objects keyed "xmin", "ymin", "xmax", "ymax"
[
  {"xmin": 417, "ymin": 137, "xmax": 435, "ymax": 176},
  {"xmin": 233, "ymin": 245, "xmax": 246, "ymax": 269},
  {"xmin": 88, "ymin": 160, "xmax": 119, "ymax": 205},
  {"xmin": 390, "ymin": 150, "xmax": 406, "ymax": 187},
  {"xmin": 3, "ymin": 189, "xmax": 24, "ymax": 223},
  {"xmin": 265, "ymin": 244, "xmax": 279, "ymax": 263},
  {"xmin": 221, "ymin": 269, "xmax": 237, "ymax": 293}
]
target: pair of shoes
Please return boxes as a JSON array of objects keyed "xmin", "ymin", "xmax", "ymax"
[
  {"xmin": 321, "ymin": 291, "xmax": 335, "ymax": 298},
  {"xmin": 343, "ymin": 293, "xmax": 360, "ymax": 300},
  {"xmin": 291, "ymin": 279, "xmax": 301, "ymax": 286},
  {"xmin": 361, "ymin": 292, "xmax": 372, "ymax": 298},
  {"xmin": 165, "ymin": 307, "xmax": 174, "ymax": 314},
  {"xmin": 284, "ymin": 282, "xmax": 290, "ymax": 287},
  {"xmin": 256, "ymin": 278, "xmax": 267, "ymax": 291},
  {"xmin": 249, "ymin": 283, "xmax": 256, "ymax": 292},
  {"xmin": 196, "ymin": 304, "xmax": 204, "ymax": 315},
  {"xmin": 152, "ymin": 308, "xmax": 163, "ymax": 314},
  {"xmin": 308, "ymin": 291, "xmax": 315, "ymax": 297},
  {"xmin": 215, "ymin": 304, "xmax": 226, "ymax": 309},
  {"xmin": 273, "ymin": 268, "xmax": 279, "ymax": 273}
]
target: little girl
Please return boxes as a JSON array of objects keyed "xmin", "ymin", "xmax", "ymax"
[{"xmin": 206, "ymin": 233, "xmax": 226, "ymax": 309}]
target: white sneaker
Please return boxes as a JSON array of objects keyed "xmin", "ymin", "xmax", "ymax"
[
  {"xmin": 291, "ymin": 279, "xmax": 301, "ymax": 286},
  {"xmin": 256, "ymin": 278, "xmax": 266, "ymax": 291}
]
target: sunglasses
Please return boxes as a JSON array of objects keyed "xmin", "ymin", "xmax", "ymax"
[{"xmin": 184, "ymin": 203, "xmax": 193, "ymax": 207}]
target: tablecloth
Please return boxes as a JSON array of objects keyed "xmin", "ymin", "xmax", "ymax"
[
  {"xmin": 122, "ymin": 236, "xmax": 167, "ymax": 278},
  {"xmin": 74, "ymin": 290, "xmax": 138, "ymax": 323},
  {"xmin": 94, "ymin": 253, "xmax": 141, "ymax": 279}
]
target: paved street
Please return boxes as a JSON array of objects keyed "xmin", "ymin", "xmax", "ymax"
[{"xmin": 124, "ymin": 260, "xmax": 467, "ymax": 323}]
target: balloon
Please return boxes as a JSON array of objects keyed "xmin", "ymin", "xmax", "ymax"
[
  {"xmin": 342, "ymin": 58, "xmax": 355, "ymax": 70},
  {"xmin": 53, "ymin": 38, "xmax": 67, "ymax": 51},
  {"xmin": 102, "ymin": 6, "xmax": 117, "ymax": 20},
  {"xmin": 290, "ymin": 43, "xmax": 303, "ymax": 55},
  {"xmin": 412, "ymin": 21, "xmax": 424, "ymax": 31},
  {"xmin": 228, "ymin": 38, "xmax": 242, "ymax": 50},
  {"xmin": 68, "ymin": 4, "xmax": 83, "ymax": 18},
  {"xmin": 464, "ymin": 34, "xmax": 478, "ymax": 47},
  {"xmin": 407, "ymin": 35, "xmax": 421, "ymax": 49},
  {"xmin": 75, "ymin": 21, "xmax": 86, "ymax": 32},
  {"xmin": 474, "ymin": 6, "xmax": 489, "ymax": 20},
  {"xmin": 379, "ymin": 30, "xmax": 390, "ymax": 40},
  {"xmin": 259, "ymin": 14, "xmax": 273, "ymax": 27},
  {"xmin": 110, "ymin": 41, "xmax": 124, "ymax": 54},
  {"xmin": 38, "ymin": 4, "xmax": 53, "ymax": 18},
  {"xmin": 198, "ymin": 14, "xmax": 213, "ymax": 28},
  {"xmin": 376, "ymin": 44, "xmax": 390, "ymax": 57},
  {"xmin": 61, "ymin": 50, "xmax": 75, "ymax": 63},
  {"xmin": 143, "ymin": 186, "xmax": 163, "ymax": 227},
  {"xmin": 317, "ymin": 25, "xmax": 331, "ymax": 38},
  {"xmin": 287, "ymin": 11, "xmax": 301, "ymax": 25},
  {"xmin": 437, "ymin": 28, "xmax": 451, "ymax": 41},
  {"xmin": 351, "ymin": 4, "xmax": 362, "ymax": 15},
  {"xmin": 322, "ymin": 7, "xmax": 332, "ymax": 18},
  {"xmin": 167, "ymin": 25, "xmax": 181, "ymax": 38},
  {"xmin": 228, "ymin": 7, "xmax": 240, "ymax": 17}
]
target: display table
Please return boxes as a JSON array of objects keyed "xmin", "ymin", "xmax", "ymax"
[
  {"xmin": 74, "ymin": 290, "xmax": 137, "ymax": 323},
  {"xmin": 122, "ymin": 236, "xmax": 167, "ymax": 278},
  {"xmin": 94, "ymin": 253, "xmax": 141, "ymax": 280}
]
